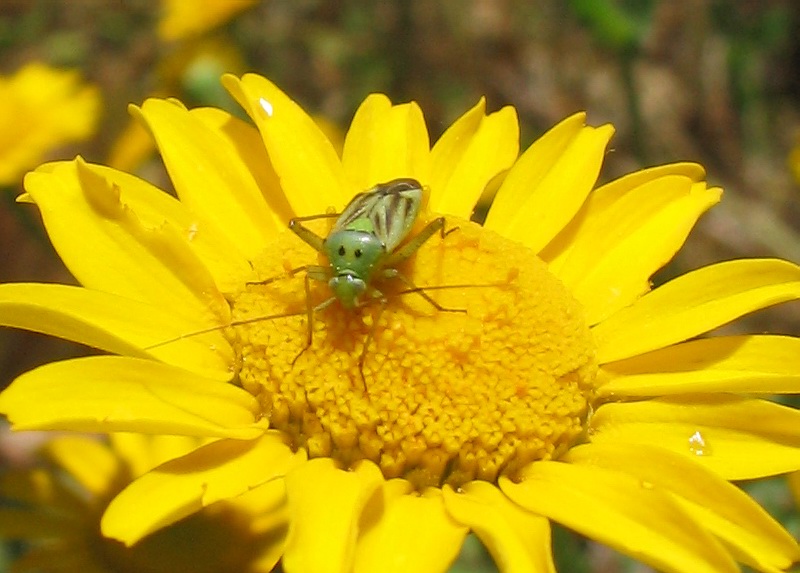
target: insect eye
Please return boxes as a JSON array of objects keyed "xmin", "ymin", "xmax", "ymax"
[
  {"xmin": 338, "ymin": 245, "xmax": 346, "ymax": 256},
  {"xmin": 354, "ymin": 249, "xmax": 362, "ymax": 258}
]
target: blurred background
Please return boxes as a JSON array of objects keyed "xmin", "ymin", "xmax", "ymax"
[{"xmin": 0, "ymin": 1, "xmax": 798, "ymax": 572}]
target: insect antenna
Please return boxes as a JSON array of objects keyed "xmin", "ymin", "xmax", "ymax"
[{"xmin": 145, "ymin": 310, "xmax": 307, "ymax": 351}]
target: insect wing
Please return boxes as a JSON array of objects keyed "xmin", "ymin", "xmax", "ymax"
[{"xmin": 333, "ymin": 179, "xmax": 423, "ymax": 253}]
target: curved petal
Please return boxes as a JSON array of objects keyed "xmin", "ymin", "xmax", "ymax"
[
  {"xmin": 567, "ymin": 443, "xmax": 800, "ymax": 572},
  {"xmin": 283, "ymin": 459, "xmax": 384, "ymax": 573},
  {"xmin": 546, "ymin": 174, "xmax": 721, "ymax": 325},
  {"xmin": 102, "ymin": 433, "xmax": 299, "ymax": 545},
  {"xmin": 355, "ymin": 482, "xmax": 467, "ymax": 573},
  {"xmin": 41, "ymin": 436, "xmax": 119, "ymax": 498},
  {"xmin": 442, "ymin": 481, "xmax": 555, "ymax": 573},
  {"xmin": 222, "ymin": 73, "xmax": 348, "ymax": 214},
  {"xmin": 598, "ymin": 335, "xmax": 800, "ymax": 398},
  {"xmin": 0, "ymin": 356, "xmax": 264, "ymax": 439},
  {"xmin": 590, "ymin": 395, "xmax": 800, "ymax": 479},
  {"xmin": 0, "ymin": 64, "xmax": 100, "ymax": 186},
  {"xmin": 191, "ymin": 107, "xmax": 294, "ymax": 227},
  {"xmin": 428, "ymin": 100, "xmax": 519, "ymax": 218},
  {"xmin": 485, "ymin": 113, "xmax": 614, "ymax": 254},
  {"xmin": 500, "ymin": 461, "xmax": 738, "ymax": 573},
  {"xmin": 42, "ymin": 160, "xmax": 252, "ymax": 293},
  {"xmin": 24, "ymin": 159, "xmax": 230, "ymax": 322},
  {"xmin": 133, "ymin": 99, "xmax": 279, "ymax": 259},
  {"xmin": 109, "ymin": 434, "xmax": 202, "ymax": 477},
  {"xmin": 0, "ymin": 283, "xmax": 232, "ymax": 380},
  {"xmin": 593, "ymin": 259, "xmax": 800, "ymax": 364},
  {"xmin": 542, "ymin": 162, "xmax": 708, "ymax": 269},
  {"xmin": 342, "ymin": 95, "xmax": 431, "ymax": 192}
]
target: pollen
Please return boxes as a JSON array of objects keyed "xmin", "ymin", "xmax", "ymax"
[{"xmin": 233, "ymin": 215, "xmax": 597, "ymax": 490}]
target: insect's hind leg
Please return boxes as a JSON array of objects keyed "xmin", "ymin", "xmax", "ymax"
[{"xmin": 384, "ymin": 269, "xmax": 468, "ymax": 315}]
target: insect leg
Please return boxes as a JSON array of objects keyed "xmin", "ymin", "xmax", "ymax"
[
  {"xmin": 384, "ymin": 269, "xmax": 467, "ymax": 314},
  {"xmin": 290, "ymin": 265, "xmax": 335, "ymax": 366},
  {"xmin": 246, "ymin": 264, "xmax": 311, "ymax": 287},
  {"xmin": 383, "ymin": 216, "xmax": 448, "ymax": 267},
  {"xmin": 356, "ymin": 292, "xmax": 388, "ymax": 397},
  {"xmin": 289, "ymin": 213, "xmax": 340, "ymax": 253}
]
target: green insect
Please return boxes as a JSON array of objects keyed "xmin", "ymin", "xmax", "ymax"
[
  {"xmin": 275, "ymin": 178, "xmax": 463, "ymax": 382},
  {"xmin": 289, "ymin": 179, "xmax": 455, "ymax": 322},
  {"xmin": 151, "ymin": 178, "xmax": 463, "ymax": 391}
]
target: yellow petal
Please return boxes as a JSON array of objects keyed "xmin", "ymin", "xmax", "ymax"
[
  {"xmin": 429, "ymin": 100, "xmax": 519, "ymax": 218},
  {"xmin": 546, "ymin": 174, "xmax": 721, "ymax": 325},
  {"xmin": 485, "ymin": 113, "xmax": 614, "ymax": 254},
  {"xmin": 593, "ymin": 259, "xmax": 800, "ymax": 364},
  {"xmin": 0, "ymin": 283, "xmax": 232, "ymax": 380},
  {"xmin": 41, "ymin": 436, "xmax": 119, "ymax": 498},
  {"xmin": 599, "ymin": 335, "xmax": 800, "ymax": 398},
  {"xmin": 0, "ymin": 356, "xmax": 263, "ymax": 439},
  {"xmin": 222, "ymin": 73, "xmax": 349, "ymax": 214},
  {"xmin": 283, "ymin": 459, "xmax": 384, "ymax": 573},
  {"xmin": 567, "ymin": 443, "xmax": 800, "ymax": 572},
  {"xmin": 132, "ymin": 99, "xmax": 279, "ymax": 259},
  {"xmin": 355, "ymin": 482, "xmax": 467, "ymax": 573},
  {"xmin": 342, "ymin": 95, "xmax": 431, "ymax": 192},
  {"xmin": 24, "ymin": 159, "xmax": 230, "ymax": 321},
  {"xmin": 191, "ymin": 106, "xmax": 294, "ymax": 228},
  {"xmin": 109, "ymin": 433, "xmax": 202, "ymax": 477},
  {"xmin": 590, "ymin": 395, "xmax": 800, "ymax": 479},
  {"xmin": 442, "ymin": 481, "xmax": 555, "ymax": 573},
  {"xmin": 106, "ymin": 114, "xmax": 155, "ymax": 173},
  {"xmin": 0, "ymin": 63, "xmax": 100, "ymax": 186},
  {"xmin": 102, "ymin": 433, "xmax": 299, "ymax": 545},
  {"xmin": 51, "ymin": 159, "xmax": 251, "ymax": 292},
  {"xmin": 158, "ymin": 0, "xmax": 256, "ymax": 41},
  {"xmin": 501, "ymin": 461, "xmax": 738, "ymax": 573},
  {"xmin": 542, "ymin": 162, "xmax": 708, "ymax": 268}
]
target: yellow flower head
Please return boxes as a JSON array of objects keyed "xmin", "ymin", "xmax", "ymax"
[
  {"xmin": 0, "ymin": 434, "xmax": 287, "ymax": 573},
  {"xmin": 1, "ymin": 73, "xmax": 799, "ymax": 573},
  {"xmin": 0, "ymin": 63, "xmax": 100, "ymax": 186}
]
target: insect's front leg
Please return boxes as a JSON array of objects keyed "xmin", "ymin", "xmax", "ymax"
[
  {"xmin": 383, "ymin": 216, "xmax": 453, "ymax": 267},
  {"xmin": 289, "ymin": 212, "xmax": 340, "ymax": 253},
  {"xmin": 291, "ymin": 265, "xmax": 336, "ymax": 366}
]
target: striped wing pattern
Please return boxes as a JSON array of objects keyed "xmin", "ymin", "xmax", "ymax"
[{"xmin": 333, "ymin": 178, "xmax": 423, "ymax": 253}]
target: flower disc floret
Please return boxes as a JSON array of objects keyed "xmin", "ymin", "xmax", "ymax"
[{"xmin": 233, "ymin": 215, "xmax": 597, "ymax": 489}]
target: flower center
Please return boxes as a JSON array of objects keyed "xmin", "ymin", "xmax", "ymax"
[{"xmin": 233, "ymin": 215, "xmax": 596, "ymax": 489}]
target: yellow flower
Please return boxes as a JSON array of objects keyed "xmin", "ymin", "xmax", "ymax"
[
  {"xmin": 158, "ymin": 0, "xmax": 258, "ymax": 41},
  {"xmin": 0, "ymin": 433, "xmax": 287, "ymax": 573},
  {"xmin": 0, "ymin": 63, "xmax": 100, "ymax": 186},
  {"xmin": 1, "ymin": 73, "xmax": 799, "ymax": 573}
]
